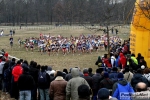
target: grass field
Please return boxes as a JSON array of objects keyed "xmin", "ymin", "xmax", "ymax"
[{"xmin": 0, "ymin": 25, "xmax": 130, "ymax": 72}]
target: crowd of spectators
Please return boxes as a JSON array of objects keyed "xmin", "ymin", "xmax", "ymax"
[{"xmin": 0, "ymin": 38, "xmax": 150, "ymax": 100}]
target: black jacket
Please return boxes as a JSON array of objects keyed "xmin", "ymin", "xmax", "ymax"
[
  {"xmin": 83, "ymin": 74, "xmax": 93, "ymax": 88},
  {"xmin": 92, "ymin": 73, "xmax": 103, "ymax": 95},
  {"xmin": 18, "ymin": 72, "xmax": 35, "ymax": 91},
  {"xmin": 29, "ymin": 67, "xmax": 39, "ymax": 84},
  {"xmin": 38, "ymin": 71, "xmax": 50, "ymax": 89}
]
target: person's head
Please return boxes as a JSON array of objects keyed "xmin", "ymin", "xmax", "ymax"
[
  {"xmin": 23, "ymin": 60, "xmax": 28, "ymax": 66},
  {"xmin": 97, "ymin": 88, "xmax": 110, "ymax": 100},
  {"xmin": 135, "ymin": 82, "xmax": 147, "ymax": 92},
  {"xmin": 20, "ymin": 59, "xmax": 23, "ymax": 63},
  {"xmin": 83, "ymin": 68, "xmax": 89, "ymax": 74},
  {"xmin": 23, "ymin": 66, "xmax": 29, "ymax": 74},
  {"xmin": 41, "ymin": 66, "xmax": 46, "ymax": 72},
  {"xmin": 1, "ymin": 57, "xmax": 5, "ymax": 61},
  {"xmin": 96, "ymin": 68, "xmax": 103, "ymax": 74},
  {"xmin": 112, "ymin": 67, "xmax": 118, "ymax": 72},
  {"xmin": 33, "ymin": 62, "xmax": 37, "ymax": 68},
  {"xmin": 143, "ymin": 68, "xmax": 150, "ymax": 74},
  {"xmin": 137, "ymin": 53, "xmax": 142, "ymax": 57},
  {"xmin": 88, "ymin": 68, "xmax": 93, "ymax": 73},
  {"xmin": 78, "ymin": 84, "xmax": 90, "ymax": 99},
  {"xmin": 136, "ymin": 68, "xmax": 142, "ymax": 74},
  {"xmin": 63, "ymin": 68, "xmax": 68, "ymax": 74},
  {"xmin": 131, "ymin": 53, "xmax": 135, "ymax": 57},
  {"xmin": 124, "ymin": 67, "xmax": 129, "ymax": 73},
  {"xmin": 103, "ymin": 72, "xmax": 109, "ymax": 78},
  {"xmin": 12, "ymin": 58, "xmax": 16, "ymax": 62},
  {"xmin": 30, "ymin": 61, "xmax": 34, "ymax": 66},
  {"xmin": 117, "ymin": 72, "xmax": 124, "ymax": 80},
  {"xmin": 16, "ymin": 60, "xmax": 21, "ymax": 65},
  {"xmin": 55, "ymin": 71, "xmax": 63, "ymax": 77},
  {"xmin": 71, "ymin": 68, "xmax": 80, "ymax": 77}
]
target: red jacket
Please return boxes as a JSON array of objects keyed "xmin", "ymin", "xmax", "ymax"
[
  {"xmin": 118, "ymin": 53, "xmax": 127, "ymax": 69},
  {"xmin": 12, "ymin": 64, "xmax": 23, "ymax": 82},
  {"xmin": 104, "ymin": 58, "xmax": 112, "ymax": 68}
]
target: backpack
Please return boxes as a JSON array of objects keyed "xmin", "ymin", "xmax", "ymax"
[
  {"xmin": 3, "ymin": 68, "xmax": 11, "ymax": 81},
  {"xmin": 38, "ymin": 72, "xmax": 47, "ymax": 85}
]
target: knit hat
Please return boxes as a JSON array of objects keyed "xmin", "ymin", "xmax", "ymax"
[
  {"xmin": 104, "ymin": 72, "xmax": 109, "ymax": 78},
  {"xmin": 117, "ymin": 73, "xmax": 124, "ymax": 79},
  {"xmin": 97, "ymin": 88, "xmax": 110, "ymax": 99}
]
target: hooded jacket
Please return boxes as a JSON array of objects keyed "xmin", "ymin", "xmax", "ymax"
[
  {"xmin": 66, "ymin": 68, "xmax": 90, "ymax": 100},
  {"xmin": 118, "ymin": 53, "xmax": 127, "ymax": 69},
  {"xmin": 112, "ymin": 79, "xmax": 134, "ymax": 100}
]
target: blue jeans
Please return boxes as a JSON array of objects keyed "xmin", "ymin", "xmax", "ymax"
[
  {"xmin": 19, "ymin": 90, "xmax": 31, "ymax": 100},
  {"xmin": 39, "ymin": 89, "xmax": 49, "ymax": 100}
]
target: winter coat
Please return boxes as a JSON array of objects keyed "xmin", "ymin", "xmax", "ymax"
[
  {"xmin": 18, "ymin": 72, "xmax": 35, "ymax": 91},
  {"xmin": 49, "ymin": 76, "xmax": 67, "ymax": 100},
  {"xmin": 118, "ymin": 53, "xmax": 127, "ymax": 69},
  {"xmin": 29, "ymin": 67, "xmax": 39, "ymax": 84},
  {"xmin": 12, "ymin": 64, "xmax": 23, "ymax": 82},
  {"xmin": 99, "ymin": 78, "xmax": 114, "ymax": 90},
  {"xmin": 82, "ymin": 74, "xmax": 92, "ymax": 88},
  {"xmin": 112, "ymin": 79, "xmax": 134, "ymax": 100},
  {"xmin": 66, "ymin": 68, "xmax": 90, "ymax": 100},
  {"xmin": 92, "ymin": 73, "xmax": 103, "ymax": 95},
  {"xmin": 38, "ymin": 71, "xmax": 51, "ymax": 89},
  {"xmin": 124, "ymin": 71, "xmax": 133, "ymax": 83}
]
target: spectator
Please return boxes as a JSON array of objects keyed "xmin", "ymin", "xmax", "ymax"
[
  {"xmin": 38, "ymin": 66, "xmax": 50, "ymax": 100},
  {"xmin": 109, "ymin": 67, "xmax": 118, "ymax": 83},
  {"xmin": 88, "ymin": 68, "xmax": 94, "ymax": 77},
  {"xmin": 136, "ymin": 53, "xmax": 143, "ymax": 64},
  {"xmin": 82, "ymin": 68, "xmax": 92, "ymax": 88},
  {"xmin": 131, "ymin": 68, "xmax": 149, "ymax": 90},
  {"xmin": 142, "ymin": 68, "xmax": 150, "ymax": 83},
  {"xmin": 124, "ymin": 67, "xmax": 133, "ymax": 83},
  {"xmin": 139, "ymin": 57, "xmax": 147, "ymax": 68},
  {"xmin": 131, "ymin": 54, "xmax": 138, "ymax": 65},
  {"xmin": 132, "ymin": 82, "xmax": 150, "ymax": 100},
  {"xmin": 110, "ymin": 53, "xmax": 116, "ymax": 67},
  {"xmin": 49, "ymin": 71, "xmax": 67, "ymax": 100},
  {"xmin": 118, "ymin": 53, "xmax": 127, "ymax": 69},
  {"xmin": 91, "ymin": 68, "xmax": 103, "ymax": 100},
  {"xmin": 97, "ymin": 88, "xmax": 117, "ymax": 100},
  {"xmin": 112, "ymin": 73, "xmax": 134, "ymax": 100},
  {"xmin": 18, "ymin": 67, "xmax": 35, "ymax": 100},
  {"xmin": 95, "ymin": 56, "xmax": 103, "ymax": 67},
  {"xmin": 99, "ymin": 72, "xmax": 114, "ymax": 94},
  {"xmin": 29, "ymin": 61, "xmax": 39, "ymax": 100},
  {"xmin": 0, "ymin": 57, "xmax": 6, "ymax": 90},
  {"xmin": 78, "ymin": 84, "xmax": 91, "ymax": 100},
  {"xmin": 11, "ymin": 60, "xmax": 23, "ymax": 100},
  {"xmin": 2, "ymin": 60, "xmax": 10, "ymax": 92},
  {"xmin": 65, "ymin": 68, "xmax": 72, "ymax": 81},
  {"xmin": 62, "ymin": 68, "xmax": 68, "ymax": 79},
  {"xmin": 66, "ymin": 68, "xmax": 90, "ymax": 100}
]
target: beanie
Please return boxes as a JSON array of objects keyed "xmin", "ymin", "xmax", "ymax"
[{"xmin": 97, "ymin": 88, "xmax": 110, "ymax": 99}]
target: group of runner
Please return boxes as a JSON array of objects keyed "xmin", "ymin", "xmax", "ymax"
[{"xmin": 18, "ymin": 34, "xmax": 123, "ymax": 56}]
